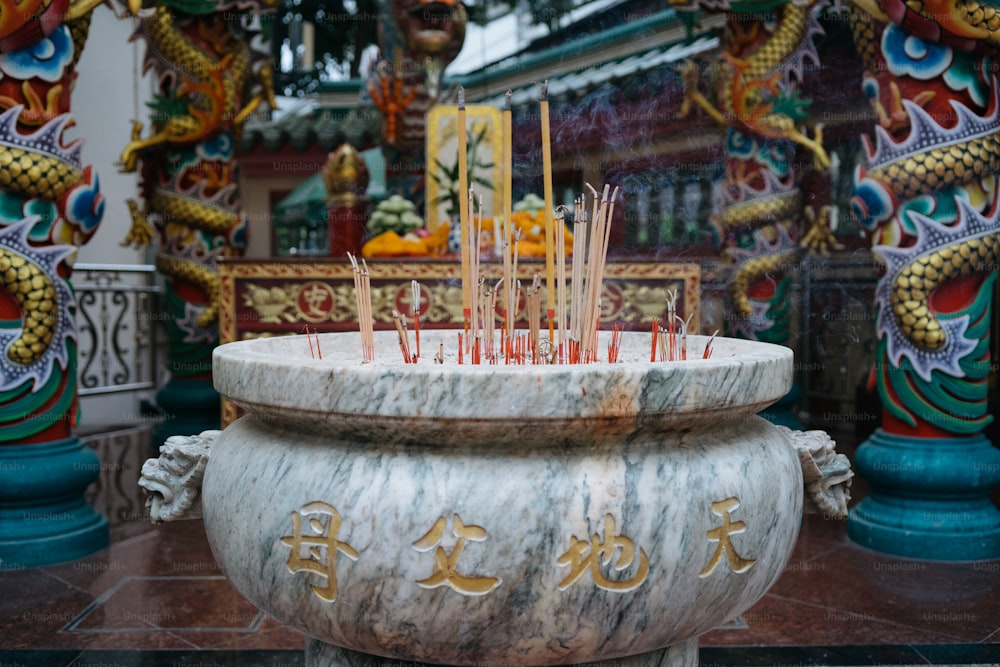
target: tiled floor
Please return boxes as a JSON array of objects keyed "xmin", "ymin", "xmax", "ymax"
[{"xmin": 1, "ymin": 428, "xmax": 998, "ymax": 666}]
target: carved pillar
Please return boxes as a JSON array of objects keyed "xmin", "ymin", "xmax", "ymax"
[
  {"xmin": 0, "ymin": 1, "xmax": 108, "ymax": 566},
  {"xmin": 676, "ymin": 0, "xmax": 830, "ymax": 427},
  {"xmin": 847, "ymin": 2, "xmax": 1000, "ymax": 559},
  {"xmin": 119, "ymin": 0, "xmax": 276, "ymax": 444}
]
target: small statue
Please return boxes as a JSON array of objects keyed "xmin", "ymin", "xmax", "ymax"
[
  {"xmin": 780, "ymin": 426, "xmax": 853, "ymax": 518},
  {"xmin": 138, "ymin": 430, "xmax": 219, "ymax": 523}
]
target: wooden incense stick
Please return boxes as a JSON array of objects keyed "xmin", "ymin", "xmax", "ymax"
[
  {"xmin": 392, "ymin": 310, "xmax": 411, "ymax": 363},
  {"xmin": 468, "ymin": 188, "xmax": 481, "ymax": 355},
  {"xmin": 411, "ymin": 280, "xmax": 421, "ymax": 359},
  {"xmin": 555, "ymin": 206, "xmax": 568, "ymax": 361},
  {"xmin": 570, "ymin": 195, "xmax": 587, "ymax": 342},
  {"xmin": 360, "ymin": 259, "xmax": 374, "ymax": 361},
  {"xmin": 458, "ymin": 87, "xmax": 471, "ymax": 346},
  {"xmin": 347, "ymin": 253, "xmax": 374, "ymax": 362},
  {"xmin": 539, "ymin": 81, "xmax": 556, "ymax": 344},
  {"xmin": 503, "ymin": 89, "xmax": 513, "ymax": 267},
  {"xmin": 509, "ymin": 228, "xmax": 522, "ymax": 351}
]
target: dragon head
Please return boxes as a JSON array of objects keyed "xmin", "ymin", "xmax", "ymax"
[
  {"xmin": 138, "ymin": 429, "xmax": 219, "ymax": 523},
  {"xmin": 391, "ymin": 0, "xmax": 467, "ymax": 66}
]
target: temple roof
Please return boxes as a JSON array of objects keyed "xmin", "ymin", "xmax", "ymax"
[{"xmin": 238, "ymin": 7, "xmax": 723, "ymax": 155}]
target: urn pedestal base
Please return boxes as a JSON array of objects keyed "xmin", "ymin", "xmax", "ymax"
[
  {"xmin": 848, "ymin": 430, "xmax": 1000, "ymax": 560},
  {"xmin": 305, "ymin": 637, "xmax": 699, "ymax": 667}
]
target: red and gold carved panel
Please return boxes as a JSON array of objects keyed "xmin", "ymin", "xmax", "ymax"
[
  {"xmin": 220, "ymin": 259, "xmax": 701, "ymax": 344},
  {"xmin": 219, "ymin": 259, "xmax": 700, "ymax": 426}
]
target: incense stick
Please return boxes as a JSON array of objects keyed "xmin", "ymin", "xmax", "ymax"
[
  {"xmin": 348, "ymin": 253, "xmax": 374, "ymax": 362},
  {"xmin": 704, "ymin": 329, "xmax": 720, "ymax": 359},
  {"xmin": 539, "ymin": 81, "xmax": 556, "ymax": 344},
  {"xmin": 411, "ymin": 280, "xmax": 421, "ymax": 359},
  {"xmin": 503, "ymin": 90, "xmax": 513, "ymax": 268},
  {"xmin": 555, "ymin": 206, "xmax": 568, "ymax": 362},
  {"xmin": 360, "ymin": 259, "xmax": 374, "ymax": 361},
  {"xmin": 392, "ymin": 310, "xmax": 412, "ymax": 363},
  {"xmin": 304, "ymin": 324, "xmax": 315, "ymax": 359},
  {"xmin": 458, "ymin": 86, "xmax": 471, "ymax": 342},
  {"xmin": 579, "ymin": 184, "xmax": 616, "ymax": 361},
  {"xmin": 570, "ymin": 195, "xmax": 587, "ymax": 342}
]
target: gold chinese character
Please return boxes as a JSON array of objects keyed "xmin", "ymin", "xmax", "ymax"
[
  {"xmin": 280, "ymin": 501, "xmax": 359, "ymax": 602},
  {"xmin": 412, "ymin": 514, "xmax": 501, "ymax": 596},
  {"xmin": 557, "ymin": 514, "xmax": 650, "ymax": 592},
  {"xmin": 699, "ymin": 496, "xmax": 756, "ymax": 577}
]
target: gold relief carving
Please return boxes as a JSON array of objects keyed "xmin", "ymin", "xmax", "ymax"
[
  {"xmin": 423, "ymin": 284, "xmax": 465, "ymax": 324},
  {"xmin": 220, "ymin": 261, "xmax": 700, "ymax": 334},
  {"xmin": 619, "ymin": 284, "xmax": 688, "ymax": 322},
  {"xmin": 329, "ymin": 285, "xmax": 360, "ymax": 323},
  {"xmin": 412, "ymin": 514, "xmax": 502, "ymax": 596},
  {"xmin": 280, "ymin": 501, "xmax": 360, "ymax": 602},
  {"xmin": 699, "ymin": 497, "xmax": 756, "ymax": 577},
  {"xmin": 557, "ymin": 514, "xmax": 650, "ymax": 592},
  {"xmin": 242, "ymin": 283, "xmax": 299, "ymax": 323}
]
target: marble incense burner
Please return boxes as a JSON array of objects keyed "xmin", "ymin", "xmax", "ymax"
[{"xmin": 139, "ymin": 330, "xmax": 851, "ymax": 667}]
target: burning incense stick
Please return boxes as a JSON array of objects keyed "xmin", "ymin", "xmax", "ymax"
[
  {"xmin": 458, "ymin": 87, "xmax": 471, "ymax": 341},
  {"xmin": 539, "ymin": 81, "xmax": 556, "ymax": 343}
]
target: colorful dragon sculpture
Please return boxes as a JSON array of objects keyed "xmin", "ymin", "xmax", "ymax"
[
  {"xmin": 0, "ymin": 0, "xmax": 105, "ymax": 445},
  {"xmin": 674, "ymin": 0, "xmax": 829, "ymax": 345},
  {"xmin": 844, "ymin": 0, "xmax": 1000, "ymax": 559},
  {"xmin": 848, "ymin": 0, "xmax": 999, "ymax": 437},
  {"xmin": 367, "ymin": 0, "xmax": 466, "ymax": 212},
  {"xmin": 119, "ymin": 0, "xmax": 276, "ymax": 432}
]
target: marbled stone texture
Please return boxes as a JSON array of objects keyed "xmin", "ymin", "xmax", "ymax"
[
  {"xmin": 212, "ymin": 331, "xmax": 793, "ymax": 441},
  {"xmin": 204, "ymin": 331, "xmax": 801, "ymax": 665}
]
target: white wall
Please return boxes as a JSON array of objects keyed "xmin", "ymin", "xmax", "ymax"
[
  {"xmin": 71, "ymin": 7, "xmax": 150, "ymax": 267},
  {"xmin": 69, "ymin": 8, "xmax": 157, "ymax": 429}
]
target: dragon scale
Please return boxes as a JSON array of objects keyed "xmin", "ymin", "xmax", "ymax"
[{"xmin": 850, "ymin": 0, "xmax": 1000, "ymax": 436}]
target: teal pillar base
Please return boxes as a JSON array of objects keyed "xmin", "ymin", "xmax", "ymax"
[
  {"xmin": 152, "ymin": 377, "xmax": 220, "ymax": 448},
  {"xmin": 759, "ymin": 384, "xmax": 803, "ymax": 430},
  {"xmin": 848, "ymin": 429, "xmax": 1000, "ymax": 561},
  {"xmin": 0, "ymin": 438, "xmax": 109, "ymax": 568}
]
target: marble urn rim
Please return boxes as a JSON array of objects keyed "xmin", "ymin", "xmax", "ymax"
[{"xmin": 213, "ymin": 331, "xmax": 792, "ymax": 432}]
